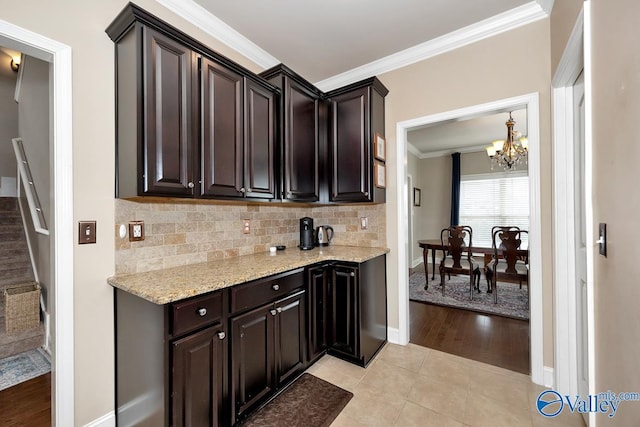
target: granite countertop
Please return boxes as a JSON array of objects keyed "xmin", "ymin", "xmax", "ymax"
[{"xmin": 107, "ymin": 245, "xmax": 389, "ymax": 305}]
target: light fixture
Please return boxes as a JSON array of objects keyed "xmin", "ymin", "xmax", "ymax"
[
  {"xmin": 485, "ymin": 112, "xmax": 528, "ymax": 170},
  {"xmin": 10, "ymin": 56, "xmax": 20, "ymax": 72}
]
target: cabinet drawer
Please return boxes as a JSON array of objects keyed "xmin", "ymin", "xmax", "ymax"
[
  {"xmin": 231, "ymin": 269, "xmax": 304, "ymax": 314},
  {"xmin": 171, "ymin": 291, "xmax": 223, "ymax": 336}
]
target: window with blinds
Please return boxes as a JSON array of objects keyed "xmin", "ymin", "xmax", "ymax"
[{"xmin": 459, "ymin": 172, "xmax": 529, "ymax": 248}]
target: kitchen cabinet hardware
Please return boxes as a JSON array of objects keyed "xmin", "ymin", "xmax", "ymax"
[
  {"xmin": 197, "ymin": 308, "xmax": 207, "ymax": 317},
  {"xmin": 217, "ymin": 331, "xmax": 226, "ymax": 340},
  {"xmin": 272, "ymin": 284, "xmax": 279, "ymax": 291},
  {"xmin": 188, "ymin": 182, "xmax": 194, "ymax": 188}
]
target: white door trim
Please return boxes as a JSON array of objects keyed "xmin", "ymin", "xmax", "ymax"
[
  {"xmin": 395, "ymin": 92, "xmax": 545, "ymax": 385},
  {"xmin": 0, "ymin": 19, "xmax": 74, "ymax": 426},
  {"xmin": 551, "ymin": 8, "xmax": 583, "ymax": 398}
]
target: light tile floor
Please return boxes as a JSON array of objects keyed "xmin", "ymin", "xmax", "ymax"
[{"xmin": 305, "ymin": 343, "xmax": 586, "ymax": 427}]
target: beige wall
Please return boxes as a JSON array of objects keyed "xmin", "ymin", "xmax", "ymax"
[
  {"xmin": 589, "ymin": 0, "xmax": 640, "ymax": 424},
  {"xmin": 115, "ymin": 200, "xmax": 386, "ymax": 274},
  {"xmin": 549, "ymin": 0, "xmax": 584, "ymax": 74},
  {"xmin": 381, "ymin": 19, "xmax": 554, "ymax": 367},
  {"xmin": 0, "ymin": 54, "xmax": 17, "ymax": 181}
]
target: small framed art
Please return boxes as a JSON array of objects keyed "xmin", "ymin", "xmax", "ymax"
[
  {"xmin": 374, "ymin": 133, "xmax": 386, "ymax": 162},
  {"xmin": 413, "ymin": 188, "xmax": 421, "ymax": 206},
  {"xmin": 374, "ymin": 161, "xmax": 386, "ymax": 188}
]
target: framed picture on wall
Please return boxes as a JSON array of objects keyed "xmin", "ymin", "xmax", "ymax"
[
  {"xmin": 413, "ymin": 188, "xmax": 421, "ymax": 206},
  {"xmin": 374, "ymin": 161, "xmax": 386, "ymax": 188},
  {"xmin": 374, "ymin": 133, "xmax": 386, "ymax": 161}
]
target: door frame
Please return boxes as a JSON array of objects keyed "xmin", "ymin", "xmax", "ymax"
[
  {"xmin": 0, "ymin": 19, "xmax": 74, "ymax": 425},
  {"xmin": 552, "ymin": 4, "xmax": 596, "ymax": 424},
  {"xmin": 394, "ymin": 92, "xmax": 545, "ymax": 385}
]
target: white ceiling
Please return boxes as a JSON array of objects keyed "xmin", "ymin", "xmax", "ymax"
[{"xmin": 407, "ymin": 108, "xmax": 528, "ymax": 157}]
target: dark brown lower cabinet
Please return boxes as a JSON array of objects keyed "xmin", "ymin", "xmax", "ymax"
[
  {"xmin": 329, "ymin": 264, "xmax": 359, "ymax": 358},
  {"xmin": 230, "ymin": 290, "xmax": 306, "ymax": 424},
  {"xmin": 172, "ymin": 323, "xmax": 225, "ymax": 427},
  {"xmin": 306, "ymin": 264, "xmax": 329, "ymax": 364}
]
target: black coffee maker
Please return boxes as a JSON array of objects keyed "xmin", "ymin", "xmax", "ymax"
[{"xmin": 299, "ymin": 217, "xmax": 314, "ymax": 250}]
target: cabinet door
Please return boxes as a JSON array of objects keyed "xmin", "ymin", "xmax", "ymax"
[
  {"xmin": 283, "ymin": 78, "xmax": 320, "ymax": 201},
  {"xmin": 230, "ymin": 304, "xmax": 274, "ymax": 423},
  {"xmin": 142, "ymin": 27, "xmax": 195, "ymax": 196},
  {"xmin": 172, "ymin": 323, "xmax": 225, "ymax": 427},
  {"xmin": 274, "ymin": 290, "xmax": 306, "ymax": 387},
  {"xmin": 307, "ymin": 265, "xmax": 329, "ymax": 363},
  {"xmin": 200, "ymin": 57, "xmax": 244, "ymax": 198},
  {"xmin": 330, "ymin": 87, "xmax": 371, "ymax": 202},
  {"xmin": 329, "ymin": 265, "xmax": 359, "ymax": 358},
  {"xmin": 244, "ymin": 79, "xmax": 276, "ymax": 199}
]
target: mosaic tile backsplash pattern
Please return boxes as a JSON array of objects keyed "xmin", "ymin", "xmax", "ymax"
[{"xmin": 115, "ymin": 200, "xmax": 386, "ymax": 274}]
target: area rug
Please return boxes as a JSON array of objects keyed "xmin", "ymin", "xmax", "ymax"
[
  {"xmin": 409, "ymin": 272, "xmax": 529, "ymax": 320},
  {"xmin": 242, "ymin": 373, "xmax": 353, "ymax": 427},
  {"xmin": 0, "ymin": 348, "xmax": 51, "ymax": 391}
]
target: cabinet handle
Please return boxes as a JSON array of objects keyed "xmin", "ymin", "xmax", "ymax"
[
  {"xmin": 270, "ymin": 309, "xmax": 277, "ymax": 316},
  {"xmin": 272, "ymin": 284, "xmax": 280, "ymax": 291},
  {"xmin": 217, "ymin": 331, "xmax": 226, "ymax": 340},
  {"xmin": 197, "ymin": 308, "xmax": 207, "ymax": 317},
  {"xmin": 276, "ymin": 307, "xmax": 283, "ymax": 313},
  {"xmin": 188, "ymin": 182, "xmax": 195, "ymax": 189},
  {"xmin": 239, "ymin": 187, "xmax": 246, "ymax": 193},
  {"xmin": 350, "ymin": 272, "xmax": 355, "ymax": 277}
]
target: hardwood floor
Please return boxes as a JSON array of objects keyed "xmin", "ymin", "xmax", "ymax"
[
  {"xmin": 0, "ymin": 373, "xmax": 51, "ymax": 426},
  {"xmin": 410, "ymin": 300, "xmax": 530, "ymax": 374}
]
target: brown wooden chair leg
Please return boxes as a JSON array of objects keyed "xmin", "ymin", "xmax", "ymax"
[{"xmin": 440, "ymin": 265, "xmax": 446, "ymax": 297}]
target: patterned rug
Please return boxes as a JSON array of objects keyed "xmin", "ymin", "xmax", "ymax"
[
  {"xmin": 242, "ymin": 373, "xmax": 353, "ymax": 427},
  {"xmin": 409, "ymin": 272, "xmax": 529, "ymax": 320},
  {"xmin": 0, "ymin": 348, "xmax": 51, "ymax": 391}
]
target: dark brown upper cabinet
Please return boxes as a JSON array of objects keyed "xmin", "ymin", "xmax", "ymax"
[
  {"xmin": 107, "ymin": 3, "xmax": 277, "ymax": 200},
  {"xmin": 326, "ymin": 77, "xmax": 388, "ymax": 203},
  {"xmin": 260, "ymin": 65, "xmax": 323, "ymax": 202}
]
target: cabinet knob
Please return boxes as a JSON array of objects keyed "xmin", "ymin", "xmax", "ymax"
[
  {"xmin": 350, "ymin": 272, "xmax": 355, "ymax": 277},
  {"xmin": 276, "ymin": 307, "xmax": 283, "ymax": 313},
  {"xmin": 239, "ymin": 187, "xmax": 246, "ymax": 193},
  {"xmin": 364, "ymin": 191, "xmax": 369, "ymax": 197},
  {"xmin": 217, "ymin": 331, "xmax": 226, "ymax": 340},
  {"xmin": 272, "ymin": 284, "xmax": 280, "ymax": 291},
  {"xmin": 188, "ymin": 182, "xmax": 195, "ymax": 189},
  {"xmin": 270, "ymin": 309, "xmax": 277, "ymax": 316},
  {"xmin": 197, "ymin": 308, "xmax": 207, "ymax": 317}
]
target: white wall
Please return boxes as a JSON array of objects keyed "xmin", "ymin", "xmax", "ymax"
[{"xmin": 0, "ymin": 52, "xmax": 17, "ymax": 183}]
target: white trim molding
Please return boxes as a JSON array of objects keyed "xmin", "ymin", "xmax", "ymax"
[
  {"xmin": 315, "ymin": 2, "xmax": 548, "ymax": 91},
  {"xmin": 395, "ymin": 93, "xmax": 545, "ymax": 385},
  {"xmin": 0, "ymin": 17, "xmax": 75, "ymax": 427},
  {"xmin": 544, "ymin": 366, "xmax": 555, "ymax": 388},
  {"xmin": 84, "ymin": 412, "xmax": 115, "ymax": 427},
  {"xmin": 155, "ymin": 0, "xmax": 280, "ymax": 69}
]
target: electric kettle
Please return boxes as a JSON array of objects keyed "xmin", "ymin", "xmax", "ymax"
[{"xmin": 315, "ymin": 225, "xmax": 334, "ymax": 246}]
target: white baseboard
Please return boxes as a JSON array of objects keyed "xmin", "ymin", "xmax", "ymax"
[
  {"xmin": 387, "ymin": 326, "xmax": 402, "ymax": 345},
  {"xmin": 84, "ymin": 411, "xmax": 115, "ymax": 427},
  {"xmin": 411, "ymin": 257, "xmax": 422, "ymax": 268},
  {"xmin": 543, "ymin": 366, "xmax": 554, "ymax": 388}
]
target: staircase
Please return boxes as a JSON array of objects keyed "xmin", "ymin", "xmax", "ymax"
[{"xmin": 0, "ymin": 197, "xmax": 44, "ymax": 359}]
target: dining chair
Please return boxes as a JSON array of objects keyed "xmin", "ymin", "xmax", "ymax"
[
  {"xmin": 439, "ymin": 226, "xmax": 480, "ymax": 300},
  {"xmin": 489, "ymin": 227, "xmax": 529, "ymax": 304}
]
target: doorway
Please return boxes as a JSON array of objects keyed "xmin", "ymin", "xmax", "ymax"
[
  {"xmin": 394, "ymin": 92, "xmax": 545, "ymax": 385},
  {"xmin": 0, "ymin": 18, "xmax": 74, "ymax": 425}
]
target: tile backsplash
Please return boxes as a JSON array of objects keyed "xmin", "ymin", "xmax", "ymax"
[{"xmin": 115, "ymin": 199, "xmax": 386, "ymax": 274}]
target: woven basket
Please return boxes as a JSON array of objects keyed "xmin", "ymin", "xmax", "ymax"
[{"xmin": 4, "ymin": 282, "xmax": 40, "ymax": 333}]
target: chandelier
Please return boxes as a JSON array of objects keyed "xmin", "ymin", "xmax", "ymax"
[{"xmin": 485, "ymin": 112, "xmax": 528, "ymax": 170}]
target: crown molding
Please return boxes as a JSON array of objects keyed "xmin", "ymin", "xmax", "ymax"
[
  {"xmin": 314, "ymin": 1, "xmax": 548, "ymax": 91},
  {"xmin": 536, "ymin": 0, "xmax": 555, "ymax": 14},
  {"xmin": 413, "ymin": 144, "xmax": 488, "ymax": 159},
  {"xmin": 407, "ymin": 143, "xmax": 421, "ymax": 158},
  {"xmin": 155, "ymin": 0, "xmax": 280, "ymax": 69}
]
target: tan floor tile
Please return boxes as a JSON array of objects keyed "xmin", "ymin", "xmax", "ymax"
[
  {"xmin": 394, "ymin": 401, "xmax": 466, "ymax": 427},
  {"xmin": 330, "ymin": 412, "xmax": 370, "ymax": 427},
  {"xmin": 308, "ymin": 355, "xmax": 367, "ymax": 392},
  {"xmin": 407, "ymin": 373, "xmax": 470, "ymax": 423},
  {"xmin": 464, "ymin": 393, "xmax": 533, "ymax": 427},
  {"xmin": 419, "ymin": 349, "xmax": 472, "ymax": 388},
  {"xmin": 467, "ymin": 357, "xmax": 531, "ymax": 381},
  {"xmin": 341, "ymin": 385, "xmax": 407, "ymax": 427},
  {"xmin": 469, "ymin": 365, "xmax": 530, "ymax": 411},
  {"xmin": 531, "ymin": 410, "xmax": 587, "ymax": 427},
  {"xmin": 358, "ymin": 359, "xmax": 418, "ymax": 398},
  {"xmin": 376, "ymin": 343, "xmax": 429, "ymax": 373}
]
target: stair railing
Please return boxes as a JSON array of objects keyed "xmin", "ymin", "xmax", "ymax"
[{"xmin": 12, "ymin": 137, "xmax": 48, "ymax": 235}]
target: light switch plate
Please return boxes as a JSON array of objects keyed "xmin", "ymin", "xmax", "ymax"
[
  {"xmin": 598, "ymin": 223, "xmax": 607, "ymax": 257},
  {"xmin": 79, "ymin": 221, "xmax": 97, "ymax": 244},
  {"xmin": 128, "ymin": 221, "xmax": 145, "ymax": 242}
]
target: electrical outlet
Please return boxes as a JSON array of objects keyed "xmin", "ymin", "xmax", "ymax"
[
  {"xmin": 79, "ymin": 221, "xmax": 97, "ymax": 244},
  {"xmin": 128, "ymin": 221, "xmax": 145, "ymax": 242},
  {"xmin": 360, "ymin": 217, "xmax": 368, "ymax": 230},
  {"xmin": 243, "ymin": 219, "xmax": 251, "ymax": 234}
]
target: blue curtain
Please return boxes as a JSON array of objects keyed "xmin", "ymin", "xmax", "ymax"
[{"xmin": 450, "ymin": 152, "xmax": 461, "ymax": 226}]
